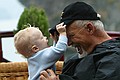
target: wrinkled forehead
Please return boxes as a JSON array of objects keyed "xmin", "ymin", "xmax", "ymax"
[{"xmin": 66, "ymin": 22, "xmax": 78, "ymax": 33}]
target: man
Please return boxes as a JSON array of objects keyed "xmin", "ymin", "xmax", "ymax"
[{"xmin": 40, "ymin": 2, "xmax": 120, "ymax": 80}]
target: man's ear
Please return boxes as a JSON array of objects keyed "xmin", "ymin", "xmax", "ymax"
[
  {"xmin": 85, "ymin": 22, "xmax": 95, "ymax": 34},
  {"xmin": 31, "ymin": 45, "xmax": 39, "ymax": 53}
]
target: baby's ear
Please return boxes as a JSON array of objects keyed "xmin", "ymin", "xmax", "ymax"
[{"xmin": 31, "ymin": 45, "xmax": 39, "ymax": 53}]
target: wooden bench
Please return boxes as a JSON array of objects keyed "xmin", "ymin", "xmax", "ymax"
[{"xmin": 0, "ymin": 61, "xmax": 63, "ymax": 80}]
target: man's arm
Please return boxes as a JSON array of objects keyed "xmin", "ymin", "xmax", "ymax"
[{"xmin": 93, "ymin": 53, "xmax": 120, "ymax": 80}]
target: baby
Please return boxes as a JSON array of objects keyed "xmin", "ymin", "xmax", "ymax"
[{"xmin": 14, "ymin": 23, "xmax": 67, "ymax": 80}]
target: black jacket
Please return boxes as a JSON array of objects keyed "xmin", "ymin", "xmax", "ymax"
[{"xmin": 59, "ymin": 38, "xmax": 120, "ymax": 80}]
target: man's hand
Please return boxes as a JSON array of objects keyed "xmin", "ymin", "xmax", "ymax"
[{"xmin": 40, "ymin": 69, "xmax": 60, "ymax": 80}]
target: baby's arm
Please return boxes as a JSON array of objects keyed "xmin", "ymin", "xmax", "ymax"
[
  {"xmin": 45, "ymin": 22, "xmax": 67, "ymax": 59},
  {"xmin": 39, "ymin": 23, "xmax": 67, "ymax": 68},
  {"xmin": 53, "ymin": 22, "xmax": 67, "ymax": 52}
]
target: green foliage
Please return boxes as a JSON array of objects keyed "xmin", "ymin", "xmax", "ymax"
[{"xmin": 14, "ymin": 6, "xmax": 50, "ymax": 39}]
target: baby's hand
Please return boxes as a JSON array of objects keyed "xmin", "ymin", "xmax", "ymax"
[{"xmin": 56, "ymin": 22, "xmax": 66, "ymax": 35}]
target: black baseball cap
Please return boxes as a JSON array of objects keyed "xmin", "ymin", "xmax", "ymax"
[{"xmin": 49, "ymin": 2, "xmax": 101, "ymax": 35}]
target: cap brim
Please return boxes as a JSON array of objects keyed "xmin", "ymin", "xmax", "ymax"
[
  {"xmin": 49, "ymin": 19, "xmax": 73, "ymax": 35},
  {"xmin": 61, "ymin": 19, "xmax": 73, "ymax": 26},
  {"xmin": 49, "ymin": 26, "xmax": 59, "ymax": 36},
  {"xmin": 49, "ymin": 27, "xmax": 56, "ymax": 35}
]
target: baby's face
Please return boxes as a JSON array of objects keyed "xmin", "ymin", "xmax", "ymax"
[
  {"xmin": 36, "ymin": 34, "xmax": 48, "ymax": 50},
  {"xmin": 31, "ymin": 28, "xmax": 48, "ymax": 50}
]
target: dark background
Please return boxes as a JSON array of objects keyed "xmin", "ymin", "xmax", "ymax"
[{"xmin": 19, "ymin": 0, "xmax": 120, "ymax": 31}]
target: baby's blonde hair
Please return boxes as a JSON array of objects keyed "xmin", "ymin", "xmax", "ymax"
[{"xmin": 14, "ymin": 27, "xmax": 43, "ymax": 57}]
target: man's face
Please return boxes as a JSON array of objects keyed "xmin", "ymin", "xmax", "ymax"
[{"xmin": 66, "ymin": 21, "xmax": 88, "ymax": 47}]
